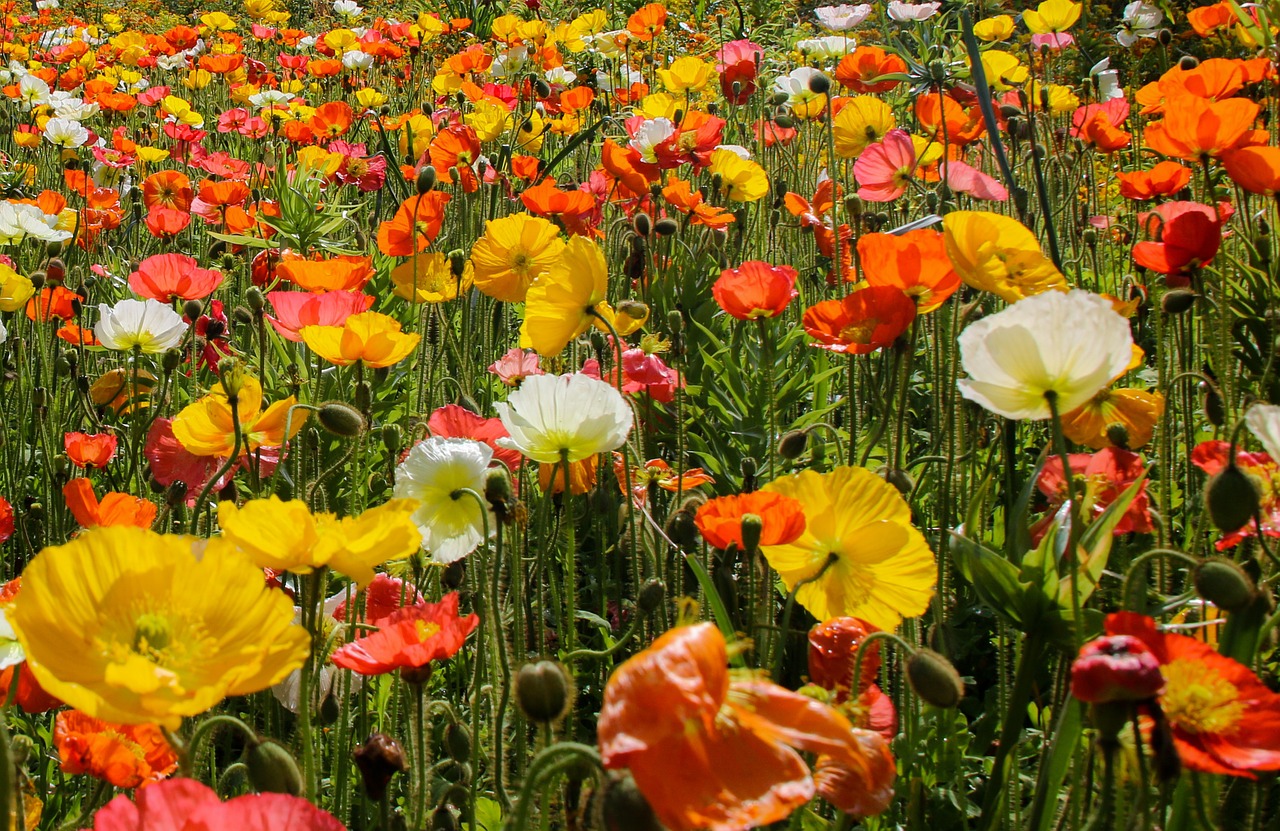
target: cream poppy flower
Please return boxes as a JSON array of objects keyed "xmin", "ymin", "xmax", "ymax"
[
  {"xmin": 394, "ymin": 437, "xmax": 495, "ymax": 564},
  {"xmin": 496, "ymin": 373, "xmax": 633, "ymax": 464},
  {"xmin": 94, "ymin": 298, "xmax": 189, "ymax": 354}
]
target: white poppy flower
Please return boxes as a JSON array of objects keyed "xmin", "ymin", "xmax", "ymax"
[
  {"xmin": 94, "ymin": 298, "xmax": 189, "ymax": 354},
  {"xmin": 1246, "ymin": 404, "xmax": 1280, "ymax": 460},
  {"xmin": 815, "ymin": 4, "xmax": 873, "ymax": 30},
  {"xmin": 496, "ymin": 372, "xmax": 634, "ymax": 464},
  {"xmin": 887, "ymin": 1, "xmax": 941, "ymax": 21},
  {"xmin": 394, "ymin": 437, "xmax": 496, "ymax": 564}
]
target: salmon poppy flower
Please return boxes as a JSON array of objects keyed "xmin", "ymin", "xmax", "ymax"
[
  {"xmin": 300, "ymin": 311, "xmax": 421, "ymax": 368},
  {"xmin": 1032, "ymin": 448, "xmax": 1153, "ymax": 542},
  {"xmin": 266, "ymin": 290, "xmax": 373, "ymax": 343},
  {"xmin": 329, "ymin": 592, "xmax": 479, "ymax": 677},
  {"xmin": 428, "ymin": 403, "xmax": 524, "ymax": 471},
  {"xmin": 377, "ymin": 192, "xmax": 453, "ymax": 256},
  {"xmin": 694, "ymin": 491, "xmax": 807, "ymax": 550},
  {"xmin": 1116, "ymin": 161, "xmax": 1193, "ymax": 200},
  {"xmin": 63, "ymin": 479, "xmax": 157, "ymax": 530},
  {"xmin": 55, "ymin": 710, "xmax": 177, "ymax": 788},
  {"xmin": 64, "ymin": 431, "xmax": 118, "ymax": 468},
  {"xmin": 598, "ymin": 622, "xmax": 895, "ymax": 830},
  {"xmin": 1131, "ymin": 201, "xmax": 1221, "ymax": 281},
  {"xmin": 128, "ymin": 253, "xmax": 223, "ymax": 302},
  {"xmin": 858, "ymin": 230, "xmax": 960, "ymax": 313},
  {"xmin": 89, "ymin": 777, "xmax": 345, "ymax": 831},
  {"xmin": 854, "ymin": 129, "xmax": 917, "ymax": 201},
  {"xmin": 712, "ymin": 261, "xmax": 798, "ymax": 320},
  {"xmin": 1105, "ymin": 612, "xmax": 1280, "ymax": 778},
  {"xmin": 802, "ymin": 286, "xmax": 917, "ymax": 354},
  {"xmin": 1223, "ymin": 146, "xmax": 1280, "ymax": 195}
]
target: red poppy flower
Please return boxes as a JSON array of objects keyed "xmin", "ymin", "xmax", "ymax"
[
  {"xmin": 55, "ymin": 710, "xmax": 177, "ymax": 788},
  {"xmin": 63, "ymin": 479, "xmax": 157, "ymax": 529},
  {"xmin": 1116, "ymin": 161, "xmax": 1193, "ymax": 200},
  {"xmin": 808, "ymin": 618, "xmax": 898, "ymax": 740},
  {"xmin": 694, "ymin": 491, "xmax": 807, "ymax": 550},
  {"xmin": 598, "ymin": 622, "xmax": 895, "ymax": 830},
  {"xmin": 144, "ymin": 206, "xmax": 192, "ymax": 239},
  {"xmin": 376, "ymin": 192, "xmax": 453, "ymax": 256},
  {"xmin": 1070, "ymin": 634, "xmax": 1164, "ymax": 704},
  {"xmin": 802, "ymin": 286, "xmax": 917, "ymax": 354},
  {"xmin": 1032, "ymin": 447, "xmax": 1153, "ymax": 542},
  {"xmin": 26, "ymin": 286, "xmax": 77, "ymax": 322},
  {"xmin": 1191, "ymin": 441, "xmax": 1280, "ymax": 549},
  {"xmin": 144, "ymin": 418, "xmax": 279, "ymax": 506},
  {"xmin": 329, "ymin": 592, "xmax": 479, "ymax": 676},
  {"xmin": 427, "ymin": 403, "xmax": 524, "ymax": 471},
  {"xmin": 128, "ymin": 253, "xmax": 224, "ymax": 302},
  {"xmin": 712, "ymin": 261, "xmax": 798, "ymax": 320},
  {"xmin": 89, "ymin": 777, "xmax": 344, "ymax": 831},
  {"xmin": 0, "ymin": 496, "xmax": 12, "ymax": 544},
  {"xmin": 64, "ymin": 432, "xmax": 118, "ymax": 468},
  {"xmin": 333, "ymin": 573, "xmax": 423, "ymax": 625},
  {"xmin": 1131, "ymin": 201, "xmax": 1222, "ymax": 282},
  {"xmin": 1106, "ymin": 612, "xmax": 1280, "ymax": 778}
]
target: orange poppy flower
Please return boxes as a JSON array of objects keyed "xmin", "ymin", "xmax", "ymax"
[
  {"xmin": 429, "ymin": 125, "xmax": 483, "ymax": 192},
  {"xmin": 198, "ymin": 53, "xmax": 243, "ymax": 74},
  {"xmin": 198, "ymin": 178, "xmax": 250, "ymax": 208},
  {"xmin": 626, "ymin": 3, "xmax": 667, "ymax": 41},
  {"xmin": 26, "ymin": 286, "xmax": 77, "ymax": 322},
  {"xmin": 1078, "ymin": 112, "xmax": 1131, "ymax": 153},
  {"xmin": 377, "ymin": 192, "xmax": 452, "ymax": 256},
  {"xmin": 712, "ymin": 261, "xmax": 798, "ymax": 320},
  {"xmin": 57, "ymin": 322, "xmax": 99, "ymax": 347},
  {"xmin": 309, "ymin": 101, "xmax": 353, "ymax": 140},
  {"xmin": 329, "ymin": 592, "xmax": 479, "ymax": 676},
  {"xmin": 1187, "ymin": 1, "xmax": 1236, "ymax": 36},
  {"xmin": 277, "ymin": 254, "xmax": 374, "ymax": 292},
  {"xmin": 559, "ymin": 86, "xmax": 594, "ymax": 113},
  {"xmin": 915, "ymin": 94, "xmax": 985, "ymax": 146},
  {"xmin": 1116, "ymin": 161, "xmax": 1193, "ymax": 200},
  {"xmin": 308, "ymin": 58, "xmax": 343, "ymax": 78},
  {"xmin": 64, "ymin": 432, "xmax": 118, "ymax": 468},
  {"xmin": 599, "ymin": 622, "xmax": 895, "ymax": 830},
  {"xmin": 1164, "ymin": 58, "xmax": 1245, "ymax": 101},
  {"xmin": 694, "ymin": 491, "xmax": 807, "ymax": 550},
  {"xmin": 663, "ymin": 177, "xmax": 735, "ymax": 229},
  {"xmin": 55, "ymin": 710, "xmax": 177, "ymax": 788},
  {"xmin": 858, "ymin": 230, "xmax": 960, "ymax": 313},
  {"xmin": 142, "ymin": 170, "xmax": 193, "ymax": 212},
  {"xmin": 601, "ymin": 138, "xmax": 658, "ymax": 199},
  {"xmin": 1143, "ymin": 95, "xmax": 1260, "ymax": 161},
  {"xmin": 63, "ymin": 479, "xmax": 158, "ymax": 529},
  {"xmin": 613, "ymin": 456, "xmax": 715, "ymax": 506},
  {"xmin": 834, "ymin": 47, "xmax": 907, "ymax": 94},
  {"xmin": 300, "ymin": 310, "xmax": 421, "ymax": 368},
  {"xmin": 803, "ymin": 287, "xmax": 917, "ymax": 354},
  {"xmin": 538, "ymin": 456, "xmax": 598, "ymax": 495},
  {"xmin": 1223, "ymin": 146, "xmax": 1280, "ymax": 195}
]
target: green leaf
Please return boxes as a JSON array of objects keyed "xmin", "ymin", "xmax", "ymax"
[
  {"xmin": 949, "ymin": 531, "xmax": 1035, "ymax": 630},
  {"xmin": 474, "ymin": 798, "xmax": 503, "ymax": 831}
]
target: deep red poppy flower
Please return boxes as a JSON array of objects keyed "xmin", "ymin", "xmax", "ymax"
[
  {"xmin": 1070, "ymin": 634, "xmax": 1165, "ymax": 704},
  {"xmin": 1132, "ymin": 201, "xmax": 1222, "ymax": 282},
  {"xmin": 1032, "ymin": 448, "xmax": 1153, "ymax": 542}
]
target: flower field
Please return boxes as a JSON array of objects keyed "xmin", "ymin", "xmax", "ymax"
[{"xmin": 0, "ymin": 0, "xmax": 1278, "ymax": 827}]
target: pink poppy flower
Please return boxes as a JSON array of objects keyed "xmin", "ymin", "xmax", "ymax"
[
  {"xmin": 1032, "ymin": 32, "xmax": 1075, "ymax": 50},
  {"xmin": 90, "ymin": 777, "xmax": 344, "ymax": 831},
  {"xmin": 128, "ymin": 253, "xmax": 224, "ymax": 302},
  {"xmin": 943, "ymin": 160, "xmax": 1009, "ymax": 201},
  {"xmin": 266, "ymin": 290, "xmax": 374, "ymax": 342},
  {"xmin": 623, "ymin": 348, "xmax": 683, "ymax": 403},
  {"xmin": 487, "ymin": 347, "xmax": 544, "ymax": 386},
  {"xmin": 145, "ymin": 418, "xmax": 279, "ymax": 505},
  {"xmin": 854, "ymin": 129, "xmax": 917, "ymax": 202}
]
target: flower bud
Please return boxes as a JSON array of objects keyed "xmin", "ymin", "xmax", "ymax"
[
  {"xmin": 806, "ymin": 72, "xmax": 831, "ymax": 96},
  {"xmin": 484, "ymin": 467, "xmax": 516, "ymax": 524},
  {"xmin": 244, "ymin": 285, "xmax": 265, "ymax": 314},
  {"xmin": 632, "ymin": 212, "xmax": 652, "ymax": 237},
  {"xmin": 1178, "ymin": 55, "xmax": 1199, "ymax": 70},
  {"xmin": 218, "ymin": 359, "xmax": 246, "ymax": 400},
  {"xmin": 637, "ymin": 579, "xmax": 665, "ymax": 615},
  {"xmin": 9, "ymin": 734, "xmax": 32, "ymax": 765},
  {"xmin": 354, "ymin": 381, "xmax": 372, "ymax": 413},
  {"xmin": 162, "ymin": 348, "xmax": 183, "ymax": 374},
  {"xmin": 741, "ymin": 456, "xmax": 758, "ymax": 492},
  {"xmin": 905, "ymin": 649, "xmax": 964, "ymax": 708},
  {"xmin": 1105, "ymin": 422, "xmax": 1131, "ymax": 450},
  {"xmin": 777, "ymin": 429, "xmax": 809, "ymax": 460},
  {"xmin": 1205, "ymin": 463, "xmax": 1259, "ymax": 533},
  {"xmin": 1193, "ymin": 557, "xmax": 1257, "ymax": 613},
  {"xmin": 431, "ymin": 806, "xmax": 460, "ymax": 831},
  {"xmin": 740, "ymin": 513, "xmax": 763, "ymax": 552},
  {"xmin": 1201, "ymin": 381, "xmax": 1225, "ymax": 426},
  {"xmin": 514, "ymin": 660, "xmax": 573, "ymax": 724},
  {"xmin": 246, "ymin": 739, "xmax": 304, "ymax": 796},
  {"xmin": 381, "ymin": 423, "xmax": 401, "ymax": 455},
  {"xmin": 165, "ymin": 481, "xmax": 188, "ymax": 507},
  {"xmin": 1161, "ymin": 289, "xmax": 1197, "ymax": 315},
  {"xmin": 653, "ymin": 217, "xmax": 679, "ymax": 236},
  {"xmin": 353, "ymin": 733, "xmax": 408, "ymax": 801},
  {"xmin": 182, "ymin": 299, "xmax": 203, "ymax": 322},
  {"xmin": 318, "ymin": 402, "xmax": 367, "ymax": 437},
  {"xmin": 601, "ymin": 771, "xmax": 663, "ymax": 831},
  {"xmin": 443, "ymin": 559, "xmax": 465, "ymax": 590},
  {"xmin": 443, "ymin": 722, "xmax": 472, "ymax": 764},
  {"xmin": 663, "ymin": 508, "xmax": 699, "ymax": 551},
  {"xmin": 883, "ymin": 468, "xmax": 914, "ymax": 495},
  {"xmin": 1157, "ymin": 28, "xmax": 1172, "ymax": 45},
  {"xmin": 416, "ymin": 165, "xmax": 438, "ymax": 194}
]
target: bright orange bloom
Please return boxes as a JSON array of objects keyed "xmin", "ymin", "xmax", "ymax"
[
  {"xmin": 601, "ymin": 138, "xmax": 658, "ymax": 198},
  {"xmin": 377, "ymin": 192, "xmax": 452, "ymax": 256},
  {"xmin": 1144, "ymin": 95, "xmax": 1260, "ymax": 161},
  {"xmin": 198, "ymin": 53, "xmax": 243, "ymax": 74},
  {"xmin": 1116, "ymin": 161, "xmax": 1193, "ymax": 200},
  {"xmin": 1187, "ymin": 1, "xmax": 1236, "ymax": 36},
  {"xmin": 57, "ymin": 322, "xmax": 99, "ymax": 347},
  {"xmin": 834, "ymin": 47, "xmax": 907, "ymax": 94},
  {"xmin": 142, "ymin": 170, "xmax": 193, "ymax": 212},
  {"xmin": 613, "ymin": 456, "xmax": 716, "ymax": 506},
  {"xmin": 277, "ymin": 254, "xmax": 374, "ymax": 292},
  {"xmin": 55, "ymin": 710, "xmax": 177, "ymax": 788},
  {"xmin": 27, "ymin": 286, "xmax": 77, "ymax": 322},
  {"xmin": 128, "ymin": 253, "xmax": 224, "ymax": 302},
  {"xmin": 1164, "ymin": 58, "xmax": 1245, "ymax": 101},
  {"xmin": 309, "ymin": 101, "xmax": 353, "ymax": 139},
  {"xmin": 694, "ymin": 491, "xmax": 807, "ymax": 550},
  {"xmin": 712, "ymin": 261, "xmax": 797, "ymax": 320},
  {"xmin": 663, "ymin": 177, "xmax": 735, "ymax": 228},
  {"xmin": 63, "ymin": 479, "xmax": 157, "ymax": 530},
  {"xmin": 64, "ymin": 432, "xmax": 117, "ymax": 468},
  {"xmin": 599, "ymin": 623, "xmax": 895, "ymax": 830},
  {"xmin": 1223, "ymin": 146, "xmax": 1280, "ymax": 195},
  {"xmin": 198, "ymin": 179, "xmax": 251, "ymax": 208},
  {"xmin": 915, "ymin": 94, "xmax": 985, "ymax": 146},
  {"xmin": 538, "ymin": 457, "xmax": 599, "ymax": 495},
  {"xmin": 520, "ymin": 178, "xmax": 600, "ymax": 237},
  {"xmin": 330, "ymin": 592, "xmax": 479, "ymax": 676},
  {"xmin": 300, "ymin": 311, "xmax": 421, "ymax": 368},
  {"xmin": 429, "ymin": 125, "xmax": 483, "ymax": 192},
  {"xmin": 1078, "ymin": 112, "xmax": 1131, "ymax": 152},
  {"xmin": 1106, "ymin": 612, "xmax": 1280, "ymax": 777},
  {"xmin": 626, "ymin": 3, "xmax": 667, "ymax": 41},
  {"xmin": 803, "ymin": 287, "xmax": 917, "ymax": 354},
  {"xmin": 858, "ymin": 230, "xmax": 960, "ymax": 313},
  {"xmin": 171, "ymin": 374, "xmax": 306, "ymax": 458}
]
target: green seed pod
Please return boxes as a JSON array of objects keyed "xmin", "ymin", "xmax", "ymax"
[
  {"xmin": 162, "ymin": 347, "xmax": 183, "ymax": 374},
  {"xmin": 245, "ymin": 286, "xmax": 266, "ymax": 313},
  {"xmin": 381, "ymin": 423, "xmax": 402, "ymax": 456},
  {"xmin": 1193, "ymin": 557, "xmax": 1258, "ymax": 613},
  {"xmin": 514, "ymin": 660, "xmax": 573, "ymax": 724},
  {"xmin": 246, "ymin": 739, "xmax": 304, "ymax": 796},
  {"xmin": 444, "ymin": 722, "xmax": 472, "ymax": 764},
  {"xmin": 906, "ymin": 649, "xmax": 965, "ymax": 708},
  {"xmin": 1205, "ymin": 463, "xmax": 1259, "ymax": 533},
  {"xmin": 318, "ymin": 402, "xmax": 367, "ymax": 437}
]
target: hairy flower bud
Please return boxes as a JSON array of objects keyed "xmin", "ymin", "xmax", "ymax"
[
  {"xmin": 514, "ymin": 660, "xmax": 573, "ymax": 724},
  {"xmin": 1205, "ymin": 463, "xmax": 1259, "ymax": 533},
  {"xmin": 905, "ymin": 649, "xmax": 964, "ymax": 708},
  {"xmin": 246, "ymin": 739, "xmax": 304, "ymax": 796},
  {"xmin": 317, "ymin": 402, "xmax": 366, "ymax": 437},
  {"xmin": 1193, "ymin": 557, "xmax": 1257, "ymax": 613}
]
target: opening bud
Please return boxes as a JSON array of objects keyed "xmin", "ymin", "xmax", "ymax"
[{"xmin": 353, "ymin": 732, "xmax": 408, "ymax": 801}]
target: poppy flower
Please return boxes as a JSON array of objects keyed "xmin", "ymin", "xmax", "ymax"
[
  {"xmin": 64, "ymin": 431, "xmax": 118, "ymax": 468},
  {"xmin": 538, "ymin": 457, "xmax": 600, "ymax": 495},
  {"xmin": 488, "ymin": 348, "xmax": 544, "ymax": 387},
  {"xmin": 88, "ymin": 777, "xmax": 345, "ymax": 831},
  {"xmin": 1116, "ymin": 161, "xmax": 1193, "ymax": 200},
  {"xmin": 662, "ymin": 176, "xmax": 735, "ymax": 229},
  {"xmin": 469, "ymin": 213, "xmax": 566, "ymax": 303},
  {"xmin": 914, "ymin": 94, "xmax": 985, "ymax": 146},
  {"xmin": 427, "ymin": 404, "xmax": 523, "ymax": 472},
  {"xmin": 759, "ymin": 466, "xmax": 936, "ymax": 630},
  {"xmin": 1105, "ymin": 612, "xmax": 1280, "ymax": 777},
  {"xmin": 808, "ymin": 618, "xmax": 899, "ymax": 741},
  {"xmin": 626, "ymin": 2, "xmax": 667, "ymax": 40},
  {"xmin": 391, "ymin": 253, "xmax": 474, "ymax": 305},
  {"xmin": 144, "ymin": 206, "xmax": 192, "ymax": 239},
  {"xmin": 277, "ymin": 255, "xmax": 373, "ymax": 293},
  {"xmin": 1032, "ymin": 448, "xmax": 1153, "ymax": 542},
  {"xmin": 27, "ymin": 285, "xmax": 78, "ymax": 322},
  {"xmin": 1131, "ymin": 201, "xmax": 1222, "ymax": 281},
  {"xmin": 834, "ymin": 46, "xmax": 907, "ymax": 94},
  {"xmin": 1078, "ymin": 112, "xmax": 1132, "ymax": 152},
  {"xmin": 0, "ymin": 496, "xmax": 12, "ymax": 545},
  {"xmin": 854, "ymin": 129, "xmax": 917, "ymax": 201},
  {"xmin": 622, "ymin": 348, "xmax": 683, "ymax": 403},
  {"xmin": 858, "ymin": 230, "xmax": 960, "ymax": 313},
  {"xmin": 329, "ymin": 592, "xmax": 480, "ymax": 676},
  {"xmin": 55, "ymin": 710, "xmax": 177, "ymax": 788},
  {"xmin": 694, "ymin": 491, "xmax": 807, "ymax": 550},
  {"xmin": 957, "ymin": 290, "xmax": 1133, "ymax": 421},
  {"xmin": 802, "ymin": 286, "xmax": 917, "ymax": 354},
  {"xmin": 172, "ymin": 374, "xmax": 305, "ymax": 458},
  {"xmin": 333, "ymin": 573, "xmax": 423, "ymax": 627},
  {"xmin": 128, "ymin": 253, "xmax": 224, "ymax": 302},
  {"xmin": 614, "ymin": 456, "xmax": 716, "ymax": 507},
  {"xmin": 394, "ymin": 437, "xmax": 496, "ymax": 564},
  {"xmin": 707, "ymin": 148, "xmax": 769, "ymax": 202},
  {"xmin": 429, "ymin": 125, "xmax": 483, "ymax": 192},
  {"xmin": 63, "ymin": 479, "xmax": 157, "ymax": 529},
  {"xmin": 1187, "ymin": 1, "xmax": 1236, "ymax": 36},
  {"xmin": 1062, "ymin": 387, "xmax": 1165, "ymax": 450},
  {"xmin": 141, "ymin": 170, "xmax": 193, "ymax": 212},
  {"xmin": 1190, "ymin": 441, "xmax": 1280, "ymax": 549},
  {"xmin": 496, "ymin": 372, "xmax": 633, "ymax": 464},
  {"xmin": 942, "ymin": 211, "xmax": 1067, "ymax": 302},
  {"xmin": 377, "ymin": 192, "xmax": 453, "ymax": 256},
  {"xmin": 832, "ymin": 97, "xmax": 896, "ymax": 159},
  {"xmin": 1223, "ymin": 145, "xmax": 1280, "ymax": 195},
  {"xmin": 518, "ymin": 236, "xmax": 620, "ymax": 357},
  {"xmin": 598, "ymin": 622, "xmax": 895, "ymax": 830},
  {"xmin": 300, "ymin": 311, "xmax": 421, "ymax": 368},
  {"xmin": 266, "ymin": 290, "xmax": 373, "ymax": 342},
  {"xmin": 1143, "ymin": 94, "xmax": 1260, "ymax": 161},
  {"xmin": 1070, "ymin": 635, "xmax": 1165, "ymax": 704},
  {"xmin": 712, "ymin": 262, "xmax": 798, "ymax": 321},
  {"xmin": 95, "ymin": 299, "xmax": 189, "ymax": 354}
]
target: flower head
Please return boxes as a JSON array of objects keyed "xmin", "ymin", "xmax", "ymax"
[
  {"xmin": 300, "ymin": 311, "xmax": 421, "ymax": 368},
  {"xmin": 394, "ymin": 437, "xmax": 496, "ymax": 564},
  {"xmin": 55, "ymin": 710, "xmax": 177, "ymax": 788},
  {"xmin": 128, "ymin": 253, "xmax": 223, "ymax": 302},
  {"xmin": 712, "ymin": 261, "xmax": 798, "ymax": 320},
  {"xmin": 329, "ymin": 592, "xmax": 479, "ymax": 676},
  {"xmin": 266, "ymin": 290, "xmax": 374, "ymax": 343},
  {"xmin": 694, "ymin": 491, "xmax": 807, "ymax": 550},
  {"xmin": 942, "ymin": 211, "xmax": 1067, "ymax": 302},
  {"xmin": 518, "ymin": 236, "xmax": 617, "ymax": 357},
  {"xmin": 496, "ymin": 372, "xmax": 633, "ymax": 464},
  {"xmin": 1070, "ymin": 635, "xmax": 1164, "ymax": 704},
  {"xmin": 89, "ymin": 777, "xmax": 345, "ymax": 831},
  {"xmin": 802, "ymin": 286, "xmax": 917, "ymax": 354},
  {"xmin": 95, "ymin": 299, "xmax": 188, "ymax": 354},
  {"xmin": 9, "ymin": 526, "xmax": 309, "ymax": 727},
  {"xmin": 470, "ymin": 213, "xmax": 565, "ymax": 303}
]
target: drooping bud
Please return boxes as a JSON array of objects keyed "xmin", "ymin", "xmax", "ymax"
[
  {"xmin": 484, "ymin": 467, "xmax": 516, "ymax": 524},
  {"xmin": 1193, "ymin": 557, "xmax": 1257, "ymax": 613},
  {"xmin": 637, "ymin": 579, "xmax": 665, "ymax": 615},
  {"xmin": 245, "ymin": 739, "xmax": 305, "ymax": 796},
  {"xmin": 1105, "ymin": 422, "xmax": 1131, "ymax": 450},
  {"xmin": 653, "ymin": 217, "xmax": 679, "ymax": 236},
  {"xmin": 1161, "ymin": 289, "xmax": 1197, "ymax": 315},
  {"xmin": 1204, "ymin": 463, "xmax": 1259, "ymax": 533},
  {"xmin": 183, "ymin": 299, "xmax": 203, "ymax": 321},
  {"xmin": 317, "ymin": 402, "xmax": 367, "ymax": 437},
  {"xmin": 806, "ymin": 71, "xmax": 831, "ymax": 96},
  {"xmin": 246, "ymin": 286, "xmax": 266, "ymax": 313},
  {"xmin": 883, "ymin": 468, "xmax": 914, "ymax": 495},
  {"xmin": 777, "ymin": 429, "xmax": 808, "ymax": 460},
  {"xmin": 443, "ymin": 723, "xmax": 472, "ymax": 764},
  {"xmin": 353, "ymin": 733, "xmax": 408, "ymax": 801},
  {"xmin": 905, "ymin": 649, "xmax": 965, "ymax": 708},
  {"xmin": 162, "ymin": 348, "xmax": 183, "ymax": 374},
  {"xmin": 514, "ymin": 660, "xmax": 573, "ymax": 724},
  {"xmin": 632, "ymin": 212, "xmax": 652, "ymax": 237},
  {"xmin": 601, "ymin": 771, "xmax": 663, "ymax": 831},
  {"xmin": 416, "ymin": 165, "xmax": 438, "ymax": 194}
]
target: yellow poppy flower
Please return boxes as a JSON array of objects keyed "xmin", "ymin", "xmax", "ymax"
[
  {"xmin": 659, "ymin": 56, "xmax": 715, "ymax": 93},
  {"xmin": 1063, "ymin": 388, "xmax": 1165, "ymax": 450},
  {"xmin": 470, "ymin": 213, "xmax": 566, "ymax": 303},
  {"xmin": 209, "ymin": 496, "xmax": 422, "ymax": 587},
  {"xmin": 942, "ymin": 211, "xmax": 1067, "ymax": 303},
  {"xmin": 392, "ymin": 252, "xmax": 474, "ymax": 304},
  {"xmin": 300, "ymin": 311, "xmax": 421, "ymax": 368},
  {"xmin": 200, "ymin": 11, "xmax": 238, "ymax": 31},
  {"xmin": 833, "ymin": 96, "xmax": 896, "ymax": 159},
  {"xmin": 708, "ymin": 148, "xmax": 769, "ymax": 203},
  {"xmin": 0, "ymin": 264, "xmax": 34, "ymax": 313},
  {"xmin": 1023, "ymin": 0, "xmax": 1081, "ymax": 33},
  {"xmin": 9, "ymin": 526, "xmax": 308, "ymax": 728},
  {"xmin": 759, "ymin": 467, "xmax": 936, "ymax": 631},
  {"xmin": 974, "ymin": 14, "xmax": 1015, "ymax": 41},
  {"xmin": 466, "ymin": 101, "xmax": 513, "ymax": 143},
  {"xmin": 1027, "ymin": 81, "xmax": 1080, "ymax": 115},
  {"xmin": 519, "ymin": 235, "xmax": 616, "ymax": 357},
  {"xmin": 171, "ymin": 374, "xmax": 306, "ymax": 457},
  {"xmin": 978, "ymin": 51, "xmax": 1028, "ymax": 91}
]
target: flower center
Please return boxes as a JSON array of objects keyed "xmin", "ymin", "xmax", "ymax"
[
  {"xmin": 133, "ymin": 613, "xmax": 172, "ymax": 657},
  {"xmin": 1159, "ymin": 658, "xmax": 1245, "ymax": 734},
  {"xmin": 839, "ymin": 321, "xmax": 876, "ymax": 344},
  {"xmin": 413, "ymin": 620, "xmax": 442, "ymax": 643}
]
